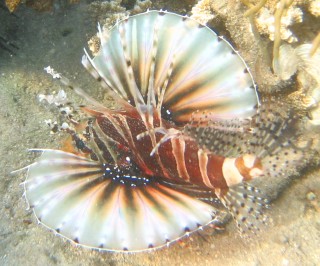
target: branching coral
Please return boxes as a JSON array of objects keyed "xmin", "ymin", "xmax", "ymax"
[
  {"xmin": 240, "ymin": 0, "xmax": 319, "ymax": 74},
  {"xmin": 275, "ymin": 43, "xmax": 320, "ymax": 125},
  {"xmin": 240, "ymin": 0, "xmax": 302, "ymax": 73},
  {"xmin": 238, "ymin": 0, "xmax": 320, "ymax": 126},
  {"xmin": 272, "ymin": 0, "xmax": 302, "ymax": 73},
  {"xmin": 241, "ymin": 0, "xmax": 267, "ymax": 17},
  {"xmin": 242, "ymin": 0, "xmax": 303, "ymax": 34}
]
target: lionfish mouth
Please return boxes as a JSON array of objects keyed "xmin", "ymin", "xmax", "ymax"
[{"xmin": 21, "ymin": 10, "xmax": 303, "ymax": 252}]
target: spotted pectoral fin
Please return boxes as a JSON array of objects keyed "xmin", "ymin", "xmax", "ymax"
[
  {"xmin": 25, "ymin": 149, "xmax": 221, "ymax": 252},
  {"xmin": 215, "ymin": 183, "xmax": 268, "ymax": 234}
]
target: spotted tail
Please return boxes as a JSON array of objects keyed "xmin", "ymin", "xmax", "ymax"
[
  {"xmin": 24, "ymin": 149, "xmax": 222, "ymax": 251},
  {"xmin": 179, "ymin": 99, "xmax": 306, "ymax": 232}
]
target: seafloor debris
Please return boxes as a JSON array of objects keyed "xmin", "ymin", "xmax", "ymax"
[
  {"xmin": 44, "ymin": 119, "xmax": 71, "ymax": 134},
  {"xmin": 306, "ymin": 191, "xmax": 320, "ymax": 212},
  {"xmin": 39, "ymin": 88, "xmax": 77, "ymax": 134},
  {"xmin": 39, "ymin": 89, "xmax": 68, "ymax": 106},
  {"xmin": 39, "ymin": 68, "xmax": 80, "ymax": 131}
]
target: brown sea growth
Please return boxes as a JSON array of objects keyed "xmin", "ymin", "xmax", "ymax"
[
  {"xmin": 5, "ymin": 0, "xmax": 81, "ymax": 12},
  {"xmin": 5, "ymin": 0, "xmax": 21, "ymax": 12}
]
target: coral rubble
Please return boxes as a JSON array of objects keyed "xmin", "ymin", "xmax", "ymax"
[
  {"xmin": 87, "ymin": 0, "xmax": 152, "ymax": 55},
  {"xmin": 191, "ymin": 0, "xmax": 216, "ymax": 25}
]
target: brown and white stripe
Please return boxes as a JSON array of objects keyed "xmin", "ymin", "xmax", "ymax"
[{"xmin": 85, "ymin": 106, "xmax": 264, "ymax": 193}]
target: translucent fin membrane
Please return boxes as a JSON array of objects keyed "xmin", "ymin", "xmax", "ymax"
[
  {"xmin": 25, "ymin": 150, "xmax": 220, "ymax": 252},
  {"xmin": 216, "ymin": 183, "xmax": 268, "ymax": 234},
  {"xmin": 183, "ymin": 99, "xmax": 302, "ymax": 159},
  {"xmin": 83, "ymin": 10, "xmax": 259, "ymax": 124}
]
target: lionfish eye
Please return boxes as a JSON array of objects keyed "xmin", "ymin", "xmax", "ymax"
[{"xmin": 161, "ymin": 105, "xmax": 174, "ymax": 122}]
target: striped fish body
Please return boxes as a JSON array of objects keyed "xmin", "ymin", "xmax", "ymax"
[{"xmin": 81, "ymin": 106, "xmax": 263, "ymax": 193}]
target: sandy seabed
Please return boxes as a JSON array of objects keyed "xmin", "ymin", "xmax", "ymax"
[{"xmin": 0, "ymin": 1, "xmax": 319, "ymax": 265}]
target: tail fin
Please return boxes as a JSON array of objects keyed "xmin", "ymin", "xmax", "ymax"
[
  {"xmin": 184, "ymin": 100, "xmax": 308, "ymax": 234},
  {"xmin": 215, "ymin": 184, "xmax": 269, "ymax": 235},
  {"xmin": 24, "ymin": 150, "xmax": 222, "ymax": 252}
]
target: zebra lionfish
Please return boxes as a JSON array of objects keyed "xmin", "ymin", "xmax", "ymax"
[{"xmin": 23, "ymin": 11, "xmax": 303, "ymax": 252}]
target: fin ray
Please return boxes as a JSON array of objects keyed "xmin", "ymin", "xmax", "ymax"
[
  {"xmin": 216, "ymin": 183, "xmax": 268, "ymax": 234},
  {"xmin": 25, "ymin": 150, "xmax": 222, "ymax": 251}
]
